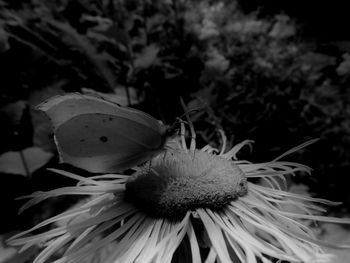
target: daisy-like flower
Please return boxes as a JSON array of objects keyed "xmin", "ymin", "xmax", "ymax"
[{"xmin": 8, "ymin": 121, "xmax": 350, "ymax": 263}]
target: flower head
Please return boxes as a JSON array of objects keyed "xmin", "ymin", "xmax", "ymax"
[{"xmin": 8, "ymin": 122, "xmax": 350, "ymax": 263}]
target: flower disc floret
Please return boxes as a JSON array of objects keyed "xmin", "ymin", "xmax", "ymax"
[{"xmin": 125, "ymin": 149, "xmax": 247, "ymax": 220}]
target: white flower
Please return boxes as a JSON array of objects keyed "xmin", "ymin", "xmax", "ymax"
[{"xmin": 8, "ymin": 124, "xmax": 350, "ymax": 263}]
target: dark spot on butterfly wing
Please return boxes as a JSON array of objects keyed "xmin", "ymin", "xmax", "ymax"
[{"xmin": 100, "ymin": 136, "xmax": 108, "ymax": 142}]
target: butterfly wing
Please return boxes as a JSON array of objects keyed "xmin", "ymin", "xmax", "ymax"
[{"xmin": 38, "ymin": 93, "xmax": 167, "ymax": 172}]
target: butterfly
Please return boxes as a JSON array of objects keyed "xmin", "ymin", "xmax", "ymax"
[{"xmin": 38, "ymin": 93, "xmax": 172, "ymax": 173}]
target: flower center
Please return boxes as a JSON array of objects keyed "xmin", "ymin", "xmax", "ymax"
[{"xmin": 125, "ymin": 148, "xmax": 248, "ymax": 220}]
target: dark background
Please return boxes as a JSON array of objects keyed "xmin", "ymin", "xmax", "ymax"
[
  {"xmin": 240, "ymin": 0, "xmax": 350, "ymax": 40},
  {"xmin": 1, "ymin": 0, "xmax": 349, "ymax": 240}
]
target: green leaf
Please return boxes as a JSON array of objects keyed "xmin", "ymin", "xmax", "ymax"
[
  {"xmin": 319, "ymin": 223, "xmax": 350, "ymax": 263},
  {"xmin": 0, "ymin": 234, "xmax": 38, "ymax": 263},
  {"xmin": 0, "ymin": 147, "xmax": 53, "ymax": 177},
  {"xmin": 134, "ymin": 44, "xmax": 159, "ymax": 69}
]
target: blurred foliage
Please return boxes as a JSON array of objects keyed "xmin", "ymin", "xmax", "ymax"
[
  {"xmin": 1, "ymin": 0, "xmax": 350, "ymax": 224},
  {"xmin": 182, "ymin": 1, "xmax": 350, "ymax": 208}
]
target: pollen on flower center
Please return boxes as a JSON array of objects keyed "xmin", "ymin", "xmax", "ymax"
[{"xmin": 125, "ymin": 148, "xmax": 248, "ymax": 220}]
